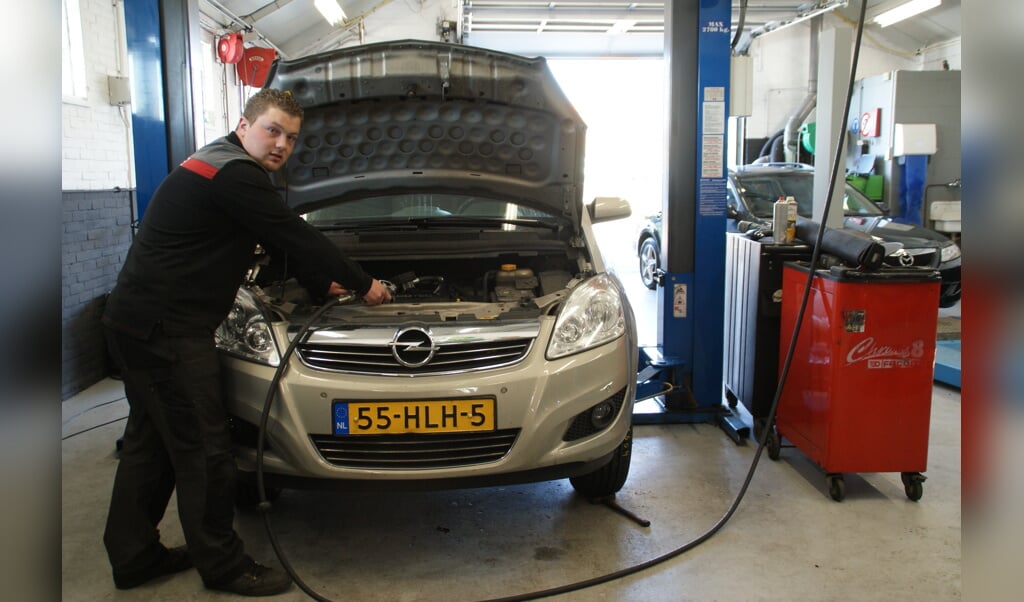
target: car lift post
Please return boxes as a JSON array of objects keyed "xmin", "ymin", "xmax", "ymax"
[
  {"xmin": 634, "ymin": 0, "xmax": 748, "ymax": 442},
  {"xmin": 123, "ymin": 0, "xmax": 202, "ymax": 221}
]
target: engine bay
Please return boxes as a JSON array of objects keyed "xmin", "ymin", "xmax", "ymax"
[{"xmin": 251, "ymin": 252, "xmax": 590, "ymax": 323}]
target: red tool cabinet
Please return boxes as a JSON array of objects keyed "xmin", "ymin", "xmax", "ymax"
[{"xmin": 767, "ymin": 262, "xmax": 941, "ymax": 501}]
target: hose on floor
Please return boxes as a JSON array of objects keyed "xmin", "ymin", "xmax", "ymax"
[
  {"xmin": 256, "ymin": 294, "xmax": 349, "ymax": 602},
  {"xmin": 481, "ymin": 3, "xmax": 869, "ymax": 600},
  {"xmin": 256, "ymin": 3, "xmax": 868, "ymax": 599}
]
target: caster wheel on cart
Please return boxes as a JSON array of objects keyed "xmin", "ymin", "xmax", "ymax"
[
  {"xmin": 765, "ymin": 426, "xmax": 781, "ymax": 461},
  {"xmin": 753, "ymin": 418, "xmax": 768, "ymax": 442},
  {"xmin": 901, "ymin": 472, "xmax": 926, "ymax": 502},
  {"xmin": 827, "ymin": 474, "xmax": 846, "ymax": 502}
]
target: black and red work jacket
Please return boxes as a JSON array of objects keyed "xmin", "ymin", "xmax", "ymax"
[{"xmin": 103, "ymin": 132, "xmax": 372, "ymax": 339}]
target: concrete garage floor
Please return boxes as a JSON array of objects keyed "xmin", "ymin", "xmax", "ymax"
[
  {"xmin": 62, "ymin": 232, "xmax": 961, "ymax": 600},
  {"xmin": 62, "ymin": 376, "xmax": 961, "ymax": 601}
]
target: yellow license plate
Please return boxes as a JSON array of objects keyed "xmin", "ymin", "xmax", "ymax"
[{"xmin": 332, "ymin": 399, "xmax": 496, "ymax": 435}]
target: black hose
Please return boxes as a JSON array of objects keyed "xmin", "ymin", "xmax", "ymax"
[
  {"xmin": 256, "ymin": 294, "xmax": 352, "ymax": 602},
  {"xmin": 758, "ymin": 129, "xmax": 783, "ymax": 160},
  {"xmin": 480, "ymin": 2, "xmax": 870, "ymax": 600},
  {"xmin": 255, "ymin": 3, "xmax": 870, "ymax": 599},
  {"xmin": 770, "ymin": 133, "xmax": 786, "ymax": 163},
  {"xmin": 731, "ymin": 0, "xmax": 749, "ymax": 50}
]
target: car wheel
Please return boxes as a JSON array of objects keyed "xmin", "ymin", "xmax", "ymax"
[
  {"xmin": 570, "ymin": 427, "xmax": 632, "ymax": 498},
  {"xmin": 639, "ymin": 238, "xmax": 660, "ymax": 290}
]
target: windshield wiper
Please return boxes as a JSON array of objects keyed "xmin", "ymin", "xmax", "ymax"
[
  {"xmin": 316, "ymin": 219, "xmax": 420, "ymax": 232},
  {"xmin": 418, "ymin": 216, "xmax": 561, "ymax": 231},
  {"xmin": 317, "ymin": 216, "xmax": 561, "ymax": 232}
]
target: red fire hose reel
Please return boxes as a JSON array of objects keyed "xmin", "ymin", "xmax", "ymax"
[
  {"xmin": 216, "ymin": 33, "xmax": 244, "ymax": 64},
  {"xmin": 217, "ymin": 33, "xmax": 277, "ymax": 88},
  {"xmin": 236, "ymin": 46, "xmax": 277, "ymax": 87}
]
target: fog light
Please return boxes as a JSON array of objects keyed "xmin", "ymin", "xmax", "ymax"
[{"xmin": 590, "ymin": 401, "xmax": 615, "ymax": 428}]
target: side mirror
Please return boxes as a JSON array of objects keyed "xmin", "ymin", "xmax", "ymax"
[
  {"xmin": 726, "ymin": 204, "xmax": 741, "ymax": 220},
  {"xmin": 589, "ymin": 196, "xmax": 632, "ymax": 223}
]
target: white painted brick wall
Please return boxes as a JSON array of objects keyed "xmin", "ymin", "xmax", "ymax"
[{"xmin": 62, "ymin": 0, "xmax": 134, "ymax": 191}]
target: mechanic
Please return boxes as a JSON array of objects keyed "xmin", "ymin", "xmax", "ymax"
[{"xmin": 100, "ymin": 88, "xmax": 391, "ymax": 597}]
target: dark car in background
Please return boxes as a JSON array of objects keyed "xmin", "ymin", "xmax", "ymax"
[{"xmin": 636, "ymin": 163, "xmax": 962, "ymax": 307}]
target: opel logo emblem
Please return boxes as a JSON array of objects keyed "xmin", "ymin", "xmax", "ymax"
[
  {"xmin": 895, "ymin": 249, "xmax": 914, "ymax": 267},
  {"xmin": 388, "ymin": 327, "xmax": 438, "ymax": 368}
]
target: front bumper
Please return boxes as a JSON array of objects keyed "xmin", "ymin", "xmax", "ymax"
[
  {"xmin": 222, "ymin": 321, "xmax": 636, "ymax": 486},
  {"xmin": 938, "ymin": 261, "xmax": 961, "ymax": 308}
]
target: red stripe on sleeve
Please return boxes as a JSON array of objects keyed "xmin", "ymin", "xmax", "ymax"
[{"xmin": 180, "ymin": 158, "xmax": 219, "ymax": 179}]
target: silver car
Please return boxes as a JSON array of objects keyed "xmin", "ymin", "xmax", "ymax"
[{"xmin": 215, "ymin": 41, "xmax": 637, "ymax": 500}]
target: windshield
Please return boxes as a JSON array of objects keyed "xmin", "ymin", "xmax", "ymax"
[
  {"xmin": 303, "ymin": 193, "xmax": 559, "ymax": 226},
  {"xmin": 735, "ymin": 172, "xmax": 885, "ymax": 219}
]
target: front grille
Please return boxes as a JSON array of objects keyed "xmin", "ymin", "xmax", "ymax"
[
  {"xmin": 298, "ymin": 339, "xmax": 534, "ymax": 375},
  {"xmin": 884, "ymin": 249, "xmax": 936, "ymax": 268},
  {"xmin": 310, "ymin": 429, "xmax": 520, "ymax": 469}
]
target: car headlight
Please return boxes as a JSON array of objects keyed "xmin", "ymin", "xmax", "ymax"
[
  {"xmin": 214, "ymin": 287, "xmax": 280, "ymax": 366},
  {"xmin": 939, "ymin": 242, "xmax": 961, "ymax": 263},
  {"xmin": 547, "ymin": 274, "xmax": 626, "ymax": 359}
]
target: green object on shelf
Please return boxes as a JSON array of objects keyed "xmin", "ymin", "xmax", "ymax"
[
  {"xmin": 800, "ymin": 122, "xmax": 816, "ymax": 155},
  {"xmin": 864, "ymin": 174, "xmax": 884, "ymax": 201},
  {"xmin": 846, "ymin": 174, "xmax": 884, "ymax": 202}
]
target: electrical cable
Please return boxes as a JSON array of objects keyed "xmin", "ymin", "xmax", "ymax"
[
  {"xmin": 61, "ymin": 396, "xmax": 127, "ymax": 429},
  {"xmin": 830, "ymin": 10, "xmax": 922, "ymax": 59},
  {"xmin": 731, "ymin": 0, "xmax": 749, "ymax": 51},
  {"xmin": 256, "ymin": 294, "xmax": 351, "ymax": 602},
  {"xmin": 254, "ymin": 3, "xmax": 869, "ymax": 599},
  {"xmin": 634, "ymin": 382, "xmax": 676, "ymax": 403},
  {"xmin": 480, "ymin": 2, "xmax": 870, "ymax": 600},
  {"xmin": 61, "ymin": 416, "xmax": 128, "ymax": 441}
]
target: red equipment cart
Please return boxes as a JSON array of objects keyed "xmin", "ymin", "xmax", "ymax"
[{"xmin": 767, "ymin": 262, "xmax": 941, "ymax": 501}]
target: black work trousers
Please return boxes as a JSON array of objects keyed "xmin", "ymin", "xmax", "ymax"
[{"xmin": 103, "ymin": 325, "xmax": 247, "ymax": 586}]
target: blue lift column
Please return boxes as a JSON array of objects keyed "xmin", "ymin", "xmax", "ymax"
[
  {"xmin": 123, "ymin": 0, "xmax": 201, "ymax": 221},
  {"xmin": 123, "ymin": 0, "xmax": 169, "ymax": 221},
  {"xmin": 634, "ymin": 0, "xmax": 746, "ymax": 440}
]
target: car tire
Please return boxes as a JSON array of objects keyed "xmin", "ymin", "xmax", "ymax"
[
  {"xmin": 639, "ymin": 238, "xmax": 660, "ymax": 290},
  {"xmin": 570, "ymin": 427, "xmax": 632, "ymax": 498}
]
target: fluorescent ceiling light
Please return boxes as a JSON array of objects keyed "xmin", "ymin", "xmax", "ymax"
[
  {"xmin": 608, "ymin": 20, "xmax": 636, "ymax": 34},
  {"xmin": 873, "ymin": 0, "xmax": 941, "ymax": 28},
  {"xmin": 315, "ymin": 0, "xmax": 347, "ymax": 26}
]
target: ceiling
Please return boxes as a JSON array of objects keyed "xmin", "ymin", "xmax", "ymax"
[{"xmin": 198, "ymin": 0, "xmax": 961, "ymax": 59}]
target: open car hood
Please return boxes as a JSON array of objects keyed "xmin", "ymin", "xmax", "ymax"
[{"xmin": 265, "ymin": 40, "xmax": 586, "ymax": 227}]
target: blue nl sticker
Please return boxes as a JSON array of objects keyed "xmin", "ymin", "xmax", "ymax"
[{"xmin": 333, "ymin": 403, "xmax": 350, "ymax": 435}]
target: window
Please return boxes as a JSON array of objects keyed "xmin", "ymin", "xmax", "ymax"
[
  {"xmin": 547, "ymin": 59, "xmax": 665, "ymax": 219},
  {"xmin": 62, "ymin": 0, "xmax": 87, "ymax": 100}
]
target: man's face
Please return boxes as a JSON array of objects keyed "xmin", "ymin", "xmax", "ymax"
[{"xmin": 236, "ymin": 107, "xmax": 302, "ymax": 172}]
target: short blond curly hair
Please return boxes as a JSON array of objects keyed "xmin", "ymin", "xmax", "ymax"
[{"xmin": 242, "ymin": 88, "xmax": 304, "ymax": 123}]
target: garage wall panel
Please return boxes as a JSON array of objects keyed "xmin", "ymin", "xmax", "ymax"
[
  {"xmin": 922, "ymin": 41, "xmax": 961, "ymax": 71},
  {"xmin": 62, "ymin": 0, "xmax": 133, "ymax": 190},
  {"xmin": 61, "ymin": 189, "xmax": 133, "ymax": 399},
  {"xmin": 746, "ymin": 22, "xmax": 925, "ymax": 140},
  {"xmin": 63, "ymin": 0, "xmax": 135, "ymax": 398}
]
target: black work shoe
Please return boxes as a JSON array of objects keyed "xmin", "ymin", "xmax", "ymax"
[
  {"xmin": 207, "ymin": 560, "xmax": 292, "ymax": 597},
  {"xmin": 113, "ymin": 545, "xmax": 192, "ymax": 589}
]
